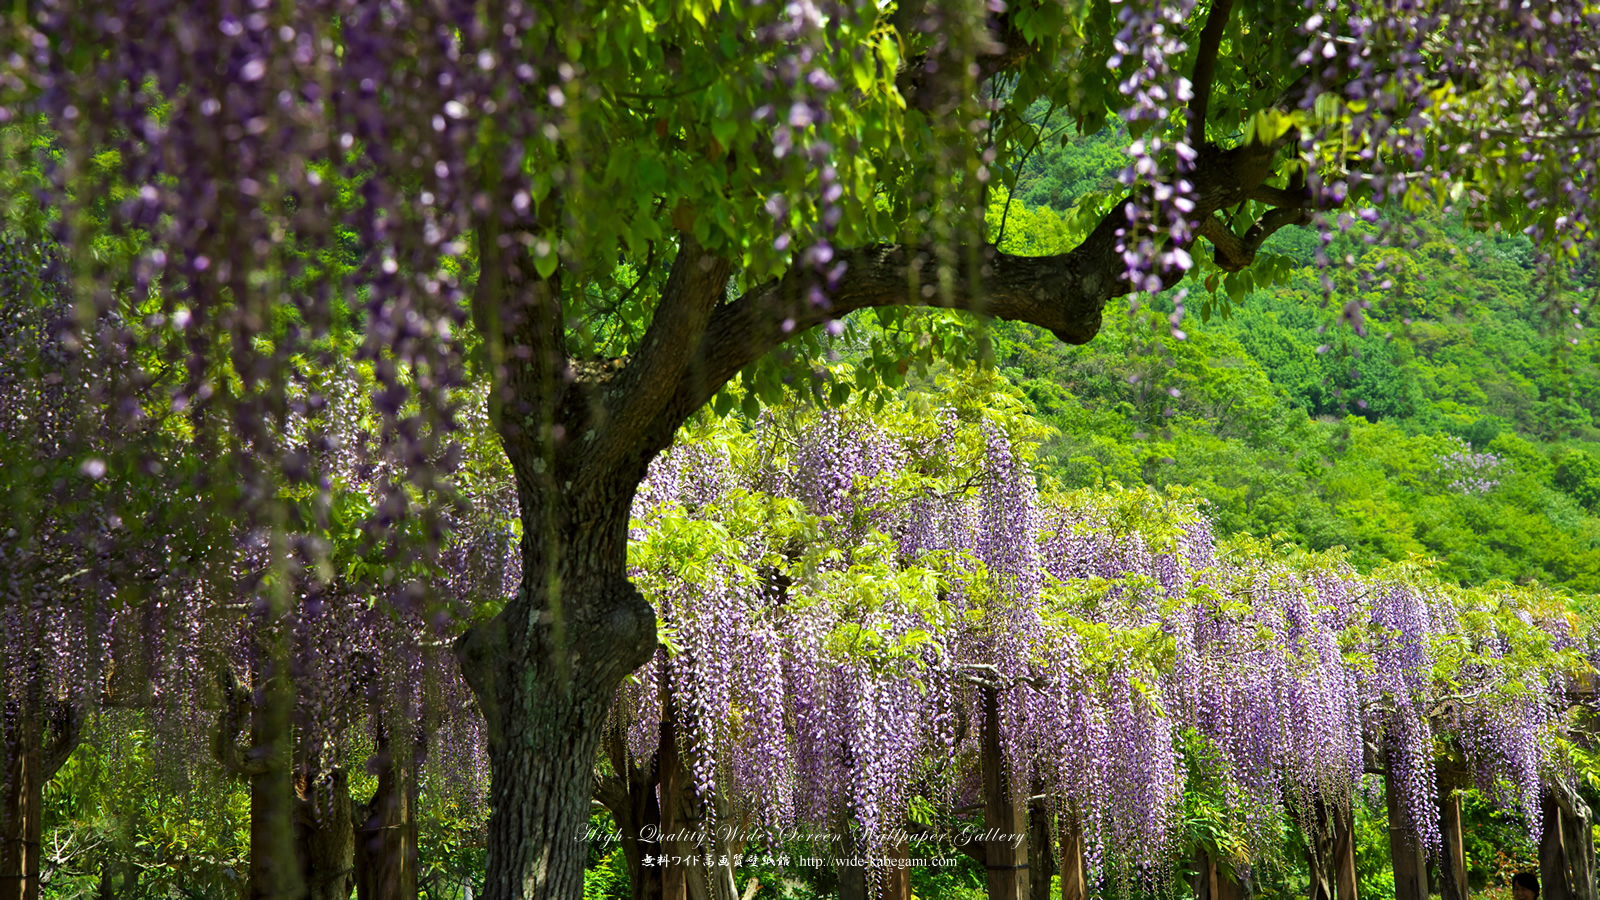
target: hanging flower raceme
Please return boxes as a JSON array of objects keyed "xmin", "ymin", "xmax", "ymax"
[{"xmin": 612, "ymin": 385, "xmax": 1592, "ymax": 888}]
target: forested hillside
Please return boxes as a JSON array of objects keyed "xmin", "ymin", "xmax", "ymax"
[{"xmin": 977, "ymin": 120, "xmax": 1600, "ymax": 593}]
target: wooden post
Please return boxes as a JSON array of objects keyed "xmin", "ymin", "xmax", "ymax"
[
  {"xmin": 1385, "ymin": 770, "xmax": 1429, "ymax": 900},
  {"xmin": 1438, "ymin": 786, "xmax": 1468, "ymax": 900},
  {"xmin": 1334, "ymin": 800, "xmax": 1360, "ymax": 900},
  {"xmin": 1308, "ymin": 796, "xmax": 1337, "ymax": 900},
  {"xmin": 660, "ymin": 679, "xmax": 688, "ymax": 900},
  {"xmin": 982, "ymin": 686, "xmax": 1028, "ymax": 900},
  {"xmin": 880, "ymin": 836, "xmax": 911, "ymax": 900},
  {"xmin": 838, "ymin": 827, "xmax": 867, "ymax": 900},
  {"xmin": 1059, "ymin": 812, "xmax": 1086, "ymax": 900},
  {"xmin": 1029, "ymin": 797, "xmax": 1055, "ymax": 900},
  {"xmin": 1543, "ymin": 792, "xmax": 1573, "ymax": 900}
]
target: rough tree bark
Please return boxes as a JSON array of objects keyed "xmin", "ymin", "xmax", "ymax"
[
  {"xmin": 213, "ymin": 664, "xmax": 303, "ymax": 900},
  {"xmin": 353, "ymin": 728, "xmax": 424, "ymax": 900},
  {"xmin": 981, "ymin": 686, "xmax": 1028, "ymax": 900},
  {"xmin": 295, "ymin": 764, "xmax": 355, "ymax": 900},
  {"xmin": 453, "ymin": 3, "xmax": 1308, "ymax": 895},
  {"xmin": 0, "ymin": 698, "xmax": 81, "ymax": 900}
]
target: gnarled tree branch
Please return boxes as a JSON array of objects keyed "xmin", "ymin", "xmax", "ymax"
[
  {"xmin": 1197, "ymin": 204, "xmax": 1312, "ymax": 271},
  {"xmin": 581, "ymin": 235, "xmax": 732, "ymax": 483},
  {"xmin": 1188, "ymin": 0, "xmax": 1237, "ymax": 148},
  {"xmin": 635, "ymin": 140, "xmax": 1283, "ymax": 455}
]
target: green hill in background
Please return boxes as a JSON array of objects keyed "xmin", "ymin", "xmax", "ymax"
[{"xmin": 978, "ymin": 120, "xmax": 1600, "ymax": 593}]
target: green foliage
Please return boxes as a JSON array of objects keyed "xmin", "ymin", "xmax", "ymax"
[
  {"xmin": 979, "ymin": 190, "xmax": 1600, "ymax": 591},
  {"xmin": 582, "ymin": 811, "xmax": 631, "ymax": 900},
  {"xmin": 41, "ymin": 715, "xmax": 251, "ymax": 898}
]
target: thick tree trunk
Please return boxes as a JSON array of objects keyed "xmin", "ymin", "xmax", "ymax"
[
  {"xmin": 296, "ymin": 764, "xmax": 355, "ymax": 900},
  {"xmin": 354, "ymin": 731, "xmax": 423, "ymax": 900},
  {"xmin": 213, "ymin": 662, "xmax": 303, "ymax": 900},
  {"xmin": 1542, "ymin": 785, "xmax": 1596, "ymax": 900},
  {"xmin": 1385, "ymin": 772, "xmax": 1428, "ymax": 900},
  {"xmin": 1, "ymin": 699, "xmax": 81, "ymax": 900},
  {"xmin": 456, "ymin": 530, "xmax": 657, "ymax": 900},
  {"xmin": 251, "ymin": 672, "xmax": 306, "ymax": 900}
]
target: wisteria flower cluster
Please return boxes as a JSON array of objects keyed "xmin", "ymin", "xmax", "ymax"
[{"xmin": 614, "ymin": 384, "xmax": 1585, "ymax": 889}]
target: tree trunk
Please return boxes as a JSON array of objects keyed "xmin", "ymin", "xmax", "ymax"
[
  {"xmin": 466, "ymin": 646, "xmax": 627, "ymax": 900},
  {"xmin": 659, "ymin": 691, "xmax": 689, "ymax": 900},
  {"xmin": 456, "ymin": 524, "xmax": 658, "ymax": 900},
  {"xmin": 981, "ymin": 686, "xmax": 1028, "ymax": 900},
  {"xmin": 838, "ymin": 828, "xmax": 867, "ymax": 900},
  {"xmin": 1334, "ymin": 798, "xmax": 1359, "ymax": 900},
  {"xmin": 1307, "ymin": 800, "xmax": 1336, "ymax": 900},
  {"xmin": 1557, "ymin": 783, "xmax": 1596, "ymax": 900},
  {"xmin": 251, "ymin": 672, "xmax": 306, "ymax": 900},
  {"xmin": 1194, "ymin": 847, "xmax": 1248, "ymax": 900},
  {"xmin": 296, "ymin": 764, "xmax": 355, "ymax": 900},
  {"xmin": 1194, "ymin": 848, "xmax": 1216, "ymax": 900},
  {"xmin": 1, "ymin": 698, "xmax": 81, "ymax": 900},
  {"xmin": 1544, "ymin": 792, "xmax": 1572, "ymax": 900},
  {"xmin": 1385, "ymin": 772, "xmax": 1428, "ymax": 900},
  {"xmin": 0, "ymin": 703, "xmax": 36, "ymax": 900},
  {"xmin": 354, "ymin": 731, "xmax": 423, "ymax": 900},
  {"xmin": 1542, "ymin": 785, "xmax": 1596, "ymax": 900},
  {"xmin": 593, "ymin": 741, "xmax": 662, "ymax": 900}
]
